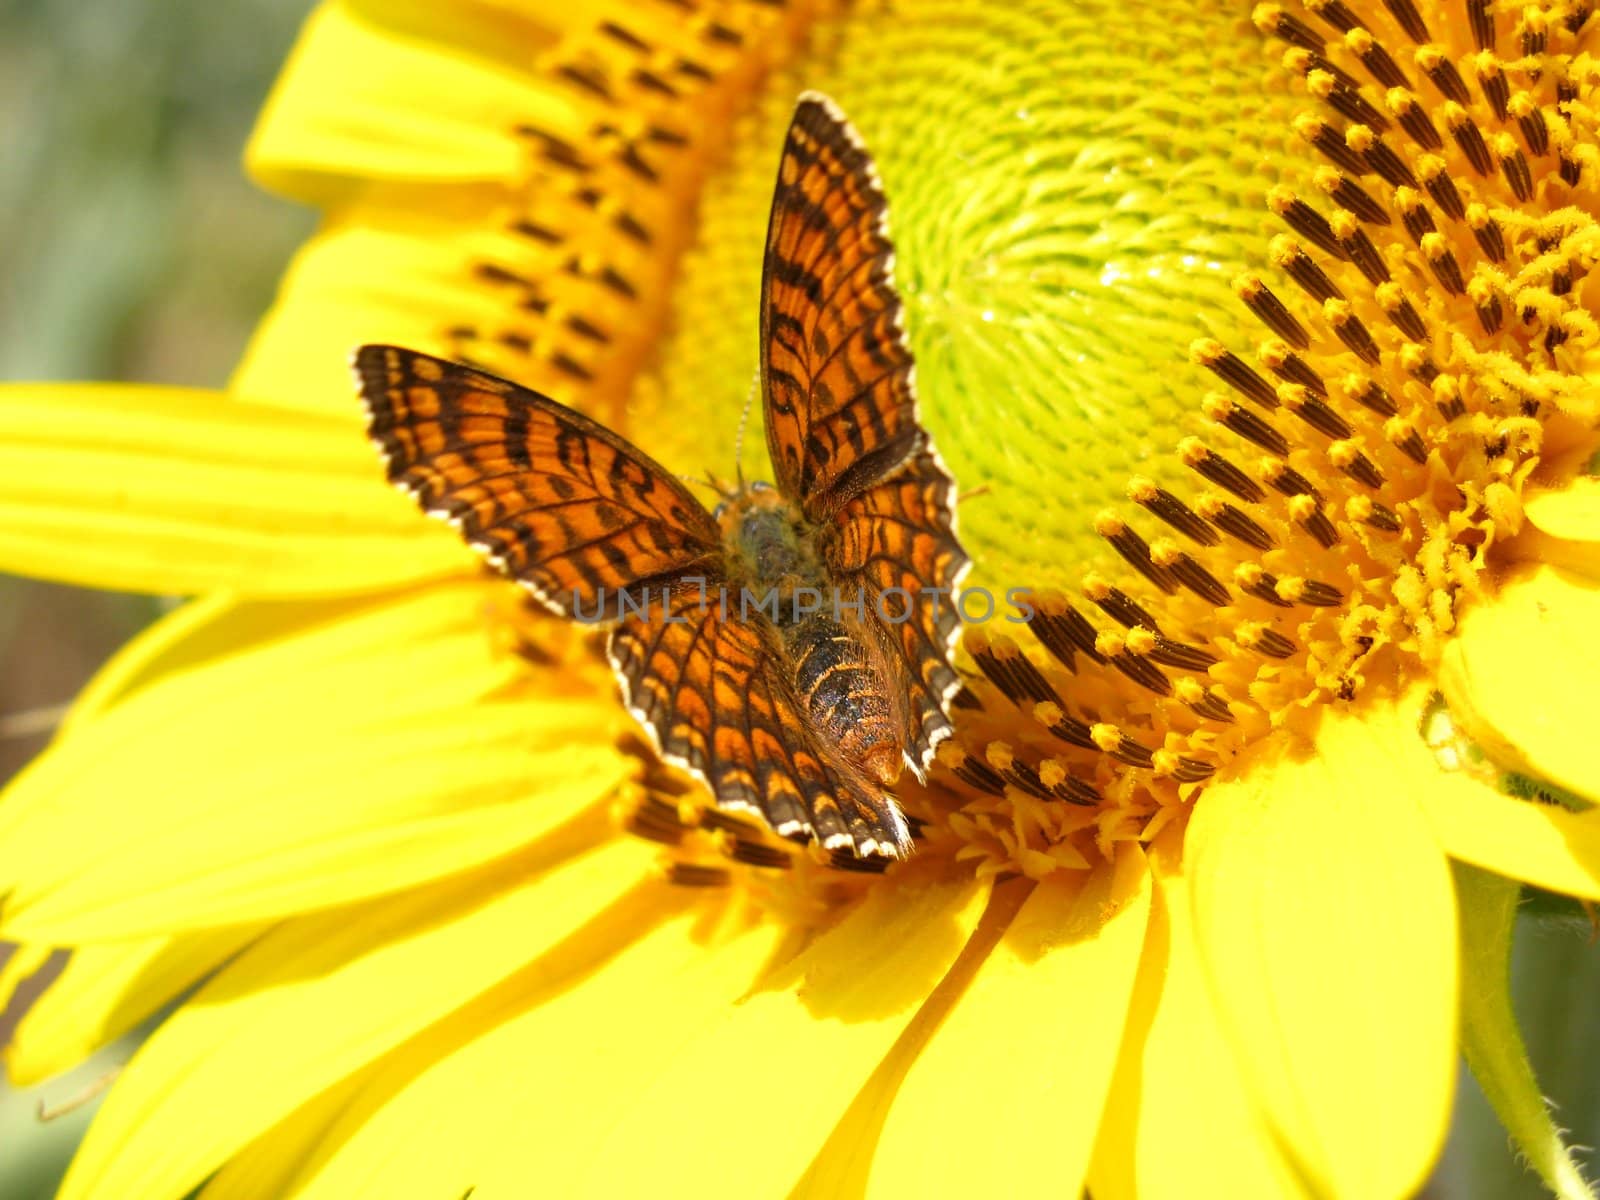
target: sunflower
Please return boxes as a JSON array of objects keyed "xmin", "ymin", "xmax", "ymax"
[{"xmin": 3, "ymin": 1, "xmax": 1600, "ymax": 1197}]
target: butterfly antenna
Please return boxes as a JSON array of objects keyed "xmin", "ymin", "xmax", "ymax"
[{"xmin": 733, "ymin": 371, "xmax": 759, "ymax": 490}]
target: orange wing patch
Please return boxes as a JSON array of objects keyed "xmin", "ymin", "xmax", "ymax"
[
  {"xmin": 760, "ymin": 93, "xmax": 923, "ymax": 519},
  {"xmin": 355, "ymin": 345, "xmax": 721, "ymax": 616}
]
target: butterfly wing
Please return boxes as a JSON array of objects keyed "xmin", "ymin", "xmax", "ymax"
[
  {"xmin": 355, "ymin": 344, "xmax": 721, "ymax": 614},
  {"xmin": 828, "ymin": 451, "xmax": 969, "ymax": 775},
  {"xmin": 609, "ymin": 584, "xmax": 913, "ymax": 858},
  {"xmin": 759, "ymin": 95, "xmax": 970, "ymax": 775},
  {"xmin": 760, "ymin": 93, "xmax": 924, "ymax": 518}
]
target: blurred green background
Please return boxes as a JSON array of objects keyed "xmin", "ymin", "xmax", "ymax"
[
  {"xmin": 0, "ymin": 2, "xmax": 1595, "ymax": 1198},
  {"xmin": 0, "ymin": 1, "xmax": 314, "ymax": 1195}
]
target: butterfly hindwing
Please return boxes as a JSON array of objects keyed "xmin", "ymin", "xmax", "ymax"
[
  {"xmin": 827, "ymin": 449, "xmax": 969, "ymax": 775},
  {"xmin": 355, "ymin": 345, "xmax": 722, "ymax": 616},
  {"xmin": 760, "ymin": 93, "xmax": 924, "ymax": 520},
  {"xmin": 608, "ymin": 583, "xmax": 912, "ymax": 858}
]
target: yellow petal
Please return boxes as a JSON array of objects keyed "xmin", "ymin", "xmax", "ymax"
[
  {"xmin": 57, "ymin": 830, "xmax": 651, "ymax": 1200},
  {"xmin": 61, "ymin": 594, "xmax": 355, "ymax": 733},
  {"xmin": 0, "ymin": 384, "xmax": 469, "ymax": 597},
  {"xmin": 825, "ymin": 847, "xmax": 1150, "ymax": 1197},
  {"xmin": 273, "ymin": 890, "xmax": 784, "ymax": 1199},
  {"xmin": 1523, "ymin": 477, "xmax": 1600, "ymax": 543},
  {"xmin": 1186, "ymin": 700, "xmax": 1459, "ymax": 1200},
  {"xmin": 7, "ymin": 926, "xmax": 262, "ymax": 1086},
  {"xmin": 1089, "ymin": 831, "xmax": 1303, "ymax": 1200},
  {"xmin": 1420, "ymin": 775, "xmax": 1600, "ymax": 902},
  {"xmin": 200, "ymin": 1070, "xmax": 374, "ymax": 1200},
  {"xmin": 1440, "ymin": 564, "xmax": 1600, "ymax": 805},
  {"xmin": 578, "ymin": 861, "xmax": 989, "ymax": 1195},
  {"xmin": 231, "ymin": 214, "xmax": 585, "ymax": 417},
  {"xmin": 0, "ymin": 581, "xmax": 629, "ymax": 940},
  {"xmin": 246, "ymin": 3, "xmax": 580, "ymax": 201}
]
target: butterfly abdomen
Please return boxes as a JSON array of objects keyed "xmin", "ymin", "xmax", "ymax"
[{"xmin": 783, "ymin": 614, "xmax": 902, "ymax": 788}]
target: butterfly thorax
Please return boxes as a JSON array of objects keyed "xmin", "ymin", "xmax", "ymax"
[
  {"xmin": 716, "ymin": 482, "xmax": 819, "ymax": 595},
  {"xmin": 716, "ymin": 482, "xmax": 903, "ymax": 790}
]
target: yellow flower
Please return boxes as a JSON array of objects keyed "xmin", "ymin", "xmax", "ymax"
[{"xmin": 3, "ymin": 1, "xmax": 1600, "ymax": 1198}]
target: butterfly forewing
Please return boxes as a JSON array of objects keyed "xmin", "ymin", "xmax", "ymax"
[
  {"xmin": 355, "ymin": 345, "xmax": 721, "ymax": 615},
  {"xmin": 760, "ymin": 93, "xmax": 924, "ymax": 519},
  {"xmin": 762, "ymin": 96, "xmax": 971, "ymax": 775}
]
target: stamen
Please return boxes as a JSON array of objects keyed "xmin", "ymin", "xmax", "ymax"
[
  {"xmin": 1203, "ymin": 392, "xmax": 1292, "ymax": 455},
  {"xmin": 1295, "ymin": 112, "xmax": 1369, "ymax": 175},
  {"xmin": 1085, "ymin": 574, "xmax": 1165, "ymax": 631},
  {"xmin": 1386, "ymin": 416, "xmax": 1429, "ymax": 464},
  {"xmin": 1280, "ymin": 382, "xmax": 1354, "ymax": 439},
  {"xmin": 968, "ymin": 629, "xmax": 1060, "ymax": 707},
  {"xmin": 1305, "ymin": 0, "xmax": 1359, "ymax": 32},
  {"xmin": 1094, "ymin": 631, "xmax": 1174, "ymax": 696},
  {"xmin": 1493, "ymin": 131, "xmax": 1534, "ymax": 201},
  {"xmin": 1235, "ymin": 621, "xmax": 1298, "ymax": 659},
  {"xmin": 1387, "ymin": 86, "xmax": 1444, "ymax": 150},
  {"xmin": 1415, "ymin": 154, "xmax": 1465, "ymax": 220},
  {"xmin": 1235, "ymin": 271, "xmax": 1313, "ymax": 347},
  {"xmin": 1260, "ymin": 339, "xmax": 1330, "ymax": 396},
  {"xmin": 1380, "ymin": 0, "xmax": 1430, "ymax": 43},
  {"xmin": 1330, "ymin": 211, "xmax": 1390, "ymax": 283},
  {"xmin": 1235, "ymin": 562, "xmax": 1297, "ymax": 607},
  {"xmin": 1420, "ymin": 232, "xmax": 1467, "ymax": 295},
  {"xmin": 1034, "ymin": 701, "xmax": 1097, "ymax": 751},
  {"xmin": 1509, "ymin": 92, "xmax": 1551, "ymax": 157},
  {"xmin": 1329, "ymin": 438, "xmax": 1386, "ymax": 488},
  {"xmin": 1472, "ymin": 51, "xmax": 1510, "ymax": 121},
  {"xmin": 1347, "ymin": 123, "xmax": 1417, "ymax": 187},
  {"xmin": 1095, "ymin": 511, "xmax": 1180, "ymax": 593},
  {"xmin": 1305, "ymin": 64, "xmax": 1391, "ymax": 129},
  {"xmin": 1038, "ymin": 758, "xmax": 1101, "ymax": 806},
  {"xmin": 1150, "ymin": 538, "xmax": 1232, "ymax": 605},
  {"xmin": 1345, "ymin": 26, "xmax": 1409, "ymax": 90},
  {"xmin": 728, "ymin": 839, "xmax": 794, "ymax": 869},
  {"xmin": 1342, "ymin": 374, "xmax": 1398, "ymax": 416},
  {"xmin": 1323, "ymin": 297, "xmax": 1382, "ymax": 362},
  {"xmin": 1127, "ymin": 475, "xmax": 1222, "ymax": 545},
  {"xmin": 1270, "ymin": 186, "xmax": 1347, "ymax": 258},
  {"xmin": 1090, "ymin": 721, "xmax": 1156, "ymax": 768},
  {"xmin": 1442, "ymin": 101, "xmax": 1495, "ymax": 176},
  {"xmin": 1414, "ymin": 44, "xmax": 1469, "ymax": 105},
  {"xmin": 1375, "ymin": 281, "xmax": 1430, "ymax": 342},
  {"xmin": 1196, "ymin": 492, "xmax": 1276, "ymax": 549},
  {"xmin": 1467, "ymin": 0, "xmax": 1496, "ymax": 51},
  {"xmin": 1191, "ymin": 337, "xmax": 1281, "ymax": 407},
  {"xmin": 1394, "ymin": 186, "xmax": 1438, "ymax": 243},
  {"xmin": 1174, "ymin": 676, "xmax": 1236, "ymax": 722},
  {"xmin": 1273, "ymin": 235, "xmax": 1345, "ymax": 302},
  {"xmin": 1024, "ymin": 591, "xmax": 1107, "ymax": 670},
  {"xmin": 1180, "ymin": 438, "xmax": 1269, "ymax": 502},
  {"xmin": 937, "ymin": 741, "xmax": 1008, "ymax": 796},
  {"xmin": 1151, "ymin": 750, "xmax": 1218, "ymax": 783}
]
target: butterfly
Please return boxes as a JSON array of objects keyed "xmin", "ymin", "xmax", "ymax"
[{"xmin": 354, "ymin": 93, "xmax": 969, "ymax": 859}]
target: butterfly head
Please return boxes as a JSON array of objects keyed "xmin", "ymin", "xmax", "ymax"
[{"xmin": 711, "ymin": 477, "xmax": 779, "ymax": 526}]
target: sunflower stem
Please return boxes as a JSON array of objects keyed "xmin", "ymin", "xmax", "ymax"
[{"xmin": 1454, "ymin": 861, "xmax": 1598, "ymax": 1200}]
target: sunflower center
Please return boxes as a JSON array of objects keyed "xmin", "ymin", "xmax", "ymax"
[{"xmin": 528, "ymin": 0, "xmax": 1598, "ymax": 888}]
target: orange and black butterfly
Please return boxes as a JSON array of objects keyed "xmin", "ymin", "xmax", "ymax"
[{"xmin": 354, "ymin": 93, "xmax": 968, "ymax": 858}]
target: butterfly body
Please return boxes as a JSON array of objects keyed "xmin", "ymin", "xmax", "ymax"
[
  {"xmin": 356, "ymin": 93, "xmax": 968, "ymax": 859},
  {"xmin": 715, "ymin": 482, "xmax": 904, "ymax": 791}
]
